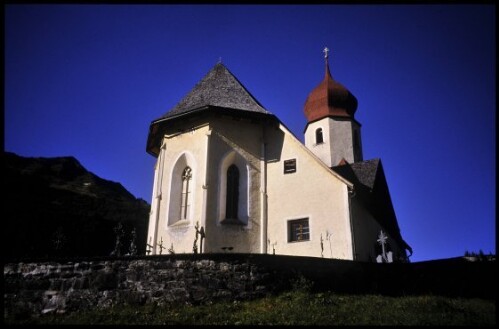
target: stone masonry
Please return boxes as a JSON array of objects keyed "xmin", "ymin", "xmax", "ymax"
[
  {"xmin": 4, "ymin": 254, "xmax": 495, "ymax": 320},
  {"xmin": 4, "ymin": 256, "xmax": 276, "ymax": 318}
]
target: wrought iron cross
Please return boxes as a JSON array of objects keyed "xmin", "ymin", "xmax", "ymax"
[
  {"xmin": 158, "ymin": 237, "xmax": 166, "ymax": 255},
  {"xmin": 377, "ymin": 230, "xmax": 388, "ymax": 262}
]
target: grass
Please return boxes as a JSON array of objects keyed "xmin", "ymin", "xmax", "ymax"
[{"xmin": 6, "ymin": 291, "xmax": 495, "ymax": 326}]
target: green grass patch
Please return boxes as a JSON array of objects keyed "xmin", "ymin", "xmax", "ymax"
[{"xmin": 6, "ymin": 291, "xmax": 495, "ymax": 326}]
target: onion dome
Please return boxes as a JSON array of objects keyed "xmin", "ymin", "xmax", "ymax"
[{"xmin": 304, "ymin": 47, "xmax": 358, "ymax": 123}]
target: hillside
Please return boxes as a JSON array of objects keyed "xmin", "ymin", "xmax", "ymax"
[{"xmin": 3, "ymin": 152, "xmax": 150, "ymax": 259}]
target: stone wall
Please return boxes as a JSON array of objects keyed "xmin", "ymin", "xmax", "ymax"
[
  {"xmin": 4, "ymin": 254, "xmax": 496, "ymax": 319},
  {"xmin": 4, "ymin": 255, "xmax": 282, "ymax": 318}
]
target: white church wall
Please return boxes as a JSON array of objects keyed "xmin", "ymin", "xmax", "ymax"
[
  {"xmin": 202, "ymin": 116, "xmax": 264, "ymax": 254},
  {"xmin": 304, "ymin": 119, "xmax": 333, "ymax": 167},
  {"xmin": 167, "ymin": 152, "xmax": 197, "ymax": 226},
  {"xmin": 147, "ymin": 124, "xmax": 210, "ymax": 254},
  {"xmin": 146, "ymin": 154, "xmax": 161, "ymax": 252},
  {"xmin": 146, "ymin": 115, "xmax": 368, "ymax": 259},
  {"xmin": 266, "ymin": 124, "xmax": 354, "ymax": 260},
  {"xmin": 305, "ymin": 118, "xmax": 361, "ymax": 166},
  {"xmin": 328, "ymin": 119, "xmax": 356, "ymax": 166},
  {"xmin": 217, "ymin": 150, "xmax": 250, "ymax": 225}
]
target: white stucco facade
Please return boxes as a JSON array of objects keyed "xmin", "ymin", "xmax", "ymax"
[
  {"xmin": 145, "ymin": 61, "xmax": 410, "ymax": 262},
  {"xmin": 147, "ymin": 123, "xmax": 210, "ymax": 254},
  {"xmin": 266, "ymin": 124, "xmax": 354, "ymax": 258},
  {"xmin": 146, "ymin": 116, "xmax": 359, "ymax": 259}
]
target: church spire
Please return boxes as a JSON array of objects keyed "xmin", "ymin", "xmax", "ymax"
[
  {"xmin": 303, "ymin": 47, "xmax": 363, "ymax": 166},
  {"xmin": 323, "ymin": 46, "xmax": 331, "ymax": 79}
]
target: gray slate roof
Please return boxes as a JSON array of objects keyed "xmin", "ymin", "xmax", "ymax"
[
  {"xmin": 347, "ymin": 158, "xmax": 379, "ymax": 189},
  {"xmin": 332, "ymin": 158, "xmax": 379, "ymax": 190},
  {"xmin": 155, "ymin": 63, "xmax": 272, "ymax": 122}
]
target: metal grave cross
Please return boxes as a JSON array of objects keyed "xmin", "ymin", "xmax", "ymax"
[{"xmin": 377, "ymin": 230, "xmax": 388, "ymax": 262}]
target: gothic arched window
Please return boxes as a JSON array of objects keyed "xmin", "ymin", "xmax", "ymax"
[
  {"xmin": 180, "ymin": 167, "xmax": 192, "ymax": 220},
  {"xmin": 225, "ymin": 164, "xmax": 239, "ymax": 219},
  {"xmin": 315, "ymin": 128, "xmax": 324, "ymax": 144}
]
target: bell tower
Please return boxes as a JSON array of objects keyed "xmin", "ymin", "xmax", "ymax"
[{"xmin": 303, "ymin": 47, "xmax": 363, "ymax": 167}]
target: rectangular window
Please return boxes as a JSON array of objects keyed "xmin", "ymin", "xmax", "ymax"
[
  {"xmin": 283, "ymin": 159, "xmax": 297, "ymax": 174},
  {"xmin": 288, "ymin": 218, "xmax": 310, "ymax": 242}
]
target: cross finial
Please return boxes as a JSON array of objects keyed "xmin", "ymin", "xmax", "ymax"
[
  {"xmin": 218, "ymin": 57, "xmax": 222, "ymax": 64},
  {"xmin": 323, "ymin": 47, "xmax": 329, "ymax": 59}
]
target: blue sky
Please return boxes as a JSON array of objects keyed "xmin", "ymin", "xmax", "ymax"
[{"xmin": 5, "ymin": 4, "xmax": 495, "ymax": 262}]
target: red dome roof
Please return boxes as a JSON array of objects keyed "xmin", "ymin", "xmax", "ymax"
[{"xmin": 304, "ymin": 55, "xmax": 357, "ymax": 123}]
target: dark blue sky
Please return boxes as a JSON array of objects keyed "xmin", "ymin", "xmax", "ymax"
[{"xmin": 5, "ymin": 4, "xmax": 495, "ymax": 262}]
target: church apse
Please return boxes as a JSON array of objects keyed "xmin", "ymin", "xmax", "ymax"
[{"xmin": 201, "ymin": 118, "xmax": 265, "ymax": 254}]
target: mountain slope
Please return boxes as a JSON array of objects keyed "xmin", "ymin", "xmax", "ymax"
[{"xmin": 3, "ymin": 152, "xmax": 150, "ymax": 259}]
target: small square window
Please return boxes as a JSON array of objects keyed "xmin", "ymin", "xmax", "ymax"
[
  {"xmin": 284, "ymin": 159, "xmax": 296, "ymax": 174},
  {"xmin": 288, "ymin": 218, "xmax": 310, "ymax": 242}
]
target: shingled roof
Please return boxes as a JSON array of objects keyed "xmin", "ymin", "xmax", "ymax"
[
  {"xmin": 147, "ymin": 62, "xmax": 277, "ymax": 156},
  {"xmin": 154, "ymin": 63, "xmax": 272, "ymax": 122},
  {"xmin": 332, "ymin": 158, "xmax": 379, "ymax": 190}
]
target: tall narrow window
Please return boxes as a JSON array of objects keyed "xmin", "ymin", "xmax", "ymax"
[
  {"xmin": 226, "ymin": 164, "xmax": 239, "ymax": 219},
  {"xmin": 315, "ymin": 128, "xmax": 324, "ymax": 144},
  {"xmin": 180, "ymin": 167, "xmax": 192, "ymax": 220}
]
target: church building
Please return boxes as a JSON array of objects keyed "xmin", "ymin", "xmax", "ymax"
[{"xmin": 145, "ymin": 49, "xmax": 412, "ymax": 262}]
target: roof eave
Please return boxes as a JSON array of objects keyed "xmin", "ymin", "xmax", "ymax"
[{"xmin": 146, "ymin": 105, "xmax": 278, "ymax": 156}]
